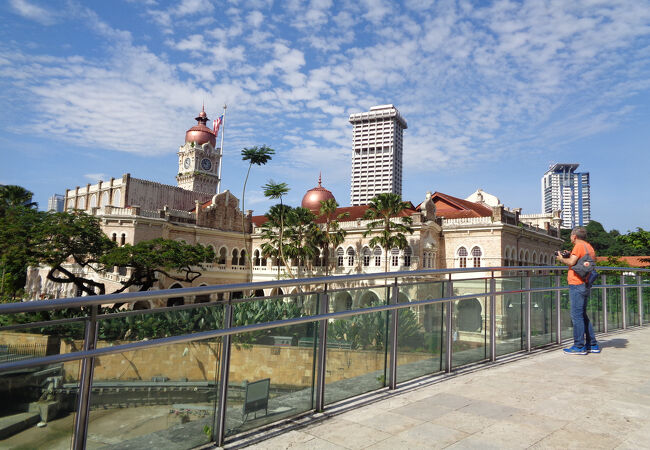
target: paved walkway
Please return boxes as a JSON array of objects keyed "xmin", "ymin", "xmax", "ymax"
[{"xmin": 234, "ymin": 327, "xmax": 650, "ymax": 449}]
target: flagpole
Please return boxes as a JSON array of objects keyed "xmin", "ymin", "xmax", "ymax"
[{"xmin": 217, "ymin": 104, "xmax": 227, "ymax": 194}]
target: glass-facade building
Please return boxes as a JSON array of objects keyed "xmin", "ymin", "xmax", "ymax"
[{"xmin": 541, "ymin": 163, "xmax": 590, "ymax": 229}]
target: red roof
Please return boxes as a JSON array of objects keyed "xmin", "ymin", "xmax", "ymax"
[
  {"xmin": 416, "ymin": 192, "xmax": 493, "ymax": 219},
  {"xmin": 596, "ymin": 256, "xmax": 650, "ymax": 268}
]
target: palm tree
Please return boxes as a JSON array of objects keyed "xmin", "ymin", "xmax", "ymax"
[
  {"xmin": 0, "ymin": 185, "xmax": 37, "ymax": 215},
  {"xmin": 317, "ymin": 198, "xmax": 349, "ymax": 276},
  {"xmin": 284, "ymin": 207, "xmax": 319, "ymax": 279},
  {"xmin": 240, "ymin": 146, "xmax": 274, "ymax": 273},
  {"xmin": 262, "ymin": 180, "xmax": 291, "ymax": 279},
  {"xmin": 362, "ymin": 193, "xmax": 414, "ymax": 275}
]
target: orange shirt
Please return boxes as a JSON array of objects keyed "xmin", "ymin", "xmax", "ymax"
[{"xmin": 568, "ymin": 239, "xmax": 596, "ymax": 285}]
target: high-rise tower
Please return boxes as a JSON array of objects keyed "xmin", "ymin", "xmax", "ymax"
[
  {"xmin": 349, "ymin": 105, "xmax": 407, "ymax": 206},
  {"xmin": 541, "ymin": 163, "xmax": 591, "ymax": 229}
]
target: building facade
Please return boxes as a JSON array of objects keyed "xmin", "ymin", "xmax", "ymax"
[
  {"xmin": 542, "ymin": 163, "xmax": 591, "ymax": 229},
  {"xmin": 349, "ymin": 105, "xmax": 407, "ymax": 206}
]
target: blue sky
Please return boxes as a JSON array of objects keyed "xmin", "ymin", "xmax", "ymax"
[{"xmin": 1, "ymin": 0, "xmax": 649, "ymax": 232}]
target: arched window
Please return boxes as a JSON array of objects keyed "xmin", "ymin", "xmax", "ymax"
[
  {"xmin": 90, "ymin": 194, "xmax": 97, "ymax": 208},
  {"xmin": 113, "ymin": 189, "xmax": 121, "ymax": 207},
  {"xmin": 101, "ymin": 192, "xmax": 109, "ymax": 206},
  {"xmin": 78, "ymin": 197, "xmax": 85, "ymax": 210},
  {"xmin": 253, "ymin": 250, "xmax": 260, "ymax": 266},
  {"xmin": 457, "ymin": 247, "xmax": 468, "ymax": 268},
  {"xmin": 391, "ymin": 248, "xmax": 399, "ymax": 267},
  {"xmin": 532, "ymin": 252, "xmax": 538, "ymax": 265},
  {"xmin": 519, "ymin": 250, "xmax": 525, "ymax": 266},
  {"xmin": 111, "ymin": 233, "xmax": 117, "ymax": 242},
  {"xmin": 336, "ymin": 247, "xmax": 344, "ymax": 267},
  {"xmin": 404, "ymin": 246, "xmax": 412, "ymax": 267},
  {"xmin": 373, "ymin": 246, "xmax": 382, "ymax": 266},
  {"xmin": 232, "ymin": 249, "xmax": 239, "ymax": 265},
  {"xmin": 471, "ymin": 246, "xmax": 482, "ymax": 268},
  {"xmin": 362, "ymin": 247, "xmax": 371, "ymax": 267},
  {"xmin": 120, "ymin": 233, "xmax": 126, "ymax": 246},
  {"xmin": 218, "ymin": 247, "xmax": 227, "ymax": 265},
  {"xmin": 239, "ymin": 250, "xmax": 246, "ymax": 266},
  {"xmin": 524, "ymin": 250, "xmax": 530, "ymax": 266},
  {"xmin": 346, "ymin": 247, "xmax": 355, "ymax": 266}
]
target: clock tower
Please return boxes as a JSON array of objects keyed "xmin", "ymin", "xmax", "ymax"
[{"xmin": 177, "ymin": 107, "xmax": 221, "ymax": 193}]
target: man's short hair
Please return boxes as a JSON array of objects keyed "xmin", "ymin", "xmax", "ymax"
[{"xmin": 571, "ymin": 226, "xmax": 587, "ymax": 240}]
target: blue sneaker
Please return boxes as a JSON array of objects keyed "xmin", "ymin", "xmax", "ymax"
[
  {"xmin": 563, "ymin": 345, "xmax": 587, "ymax": 355},
  {"xmin": 589, "ymin": 344, "xmax": 601, "ymax": 353}
]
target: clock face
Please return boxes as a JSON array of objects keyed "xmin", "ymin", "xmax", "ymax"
[
  {"xmin": 201, "ymin": 158, "xmax": 212, "ymax": 171},
  {"xmin": 183, "ymin": 158, "xmax": 191, "ymax": 169}
]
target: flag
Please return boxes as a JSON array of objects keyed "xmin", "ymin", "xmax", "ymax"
[{"xmin": 213, "ymin": 115, "xmax": 223, "ymax": 137}]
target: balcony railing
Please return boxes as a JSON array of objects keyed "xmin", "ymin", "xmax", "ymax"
[{"xmin": 0, "ymin": 266, "xmax": 648, "ymax": 449}]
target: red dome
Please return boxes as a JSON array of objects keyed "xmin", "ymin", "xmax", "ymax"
[
  {"xmin": 301, "ymin": 174, "xmax": 335, "ymax": 212},
  {"xmin": 185, "ymin": 107, "xmax": 216, "ymax": 147}
]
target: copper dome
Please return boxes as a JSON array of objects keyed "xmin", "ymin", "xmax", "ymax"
[
  {"xmin": 301, "ymin": 174, "xmax": 335, "ymax": 212},
  {"xmin": 185, "ymin": 106, "xmax": 216, "ymax": 147}
]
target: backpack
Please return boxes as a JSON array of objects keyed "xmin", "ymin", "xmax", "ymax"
[{"xmin": 572, "ymin": 243, "xmax": 598, "ymax": 285}]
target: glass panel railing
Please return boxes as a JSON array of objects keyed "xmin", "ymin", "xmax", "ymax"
[
  {"xmin": 530, "ymin": 275, "xmax": 555, "ymax": 348},
  {"xmin": 396, "ymin": 281, "xmax": 444, "ymax": 383},
  {"xmin": 83, "ymin": 300, "xmax": 224, "ymax": 448},
  {"xmin": 588, "ymin": 286, "xmax": 604, "ymax": 333},
  {"xmin": 496, "ymin": 277, "xmax": 524, "ymax": 356},
  {"xmin": 324, "ymin": 286, "xmax": 388, "ymax": 405},
  {"xmin": 606, "ymin": 278, "xmax": 623, "ymax": 331},
  {"xmin": 641, "ymin": 274, "xmax": 650, "ymax": 325},
  {"xmin": 0, "ymin": 361, "xmax": 79, "ymax": 448},
  {"xmin": 224, "ymin": 293, "xmax": 318, "ymax": 437},
  {"xmin": 451, "ymin": 279, "xmax": 487, "ymax": 366},
  {"xmin": 624, "ymin": 274, "xmax": 639, "ymax": 327}
]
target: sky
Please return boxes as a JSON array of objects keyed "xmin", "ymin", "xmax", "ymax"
[{"xmin": 1, "ymin": 0, "xmax": 649, "ymax": 233}]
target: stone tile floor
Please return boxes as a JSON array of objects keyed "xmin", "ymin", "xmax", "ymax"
[{"xmin": 227, "ymin": 327, "xmax": 650, "ymax": 449}]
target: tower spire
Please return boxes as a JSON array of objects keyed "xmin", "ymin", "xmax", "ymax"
[{"xmin": 318, "ymin": 172, "xmax": 322, "ymax": 187}]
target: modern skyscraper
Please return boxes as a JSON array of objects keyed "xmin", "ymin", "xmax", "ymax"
[
  {"xmin": 47, "ymin": 194, "xmax": 64, "ymax": 212},
  {"xmin": 541, "ymin": 163, "xmax": 591, "ymax": 229},
  {"xmin": 349, "ymin": 105, "xmax": 407, "ymax": 206}
]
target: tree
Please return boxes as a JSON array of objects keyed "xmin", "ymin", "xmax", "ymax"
[
  {"xmin": 283, "ymin": 207, "xmax": 320, "ymax": 279},
  {"xmin": 240, "ymin": 146, "xmax": 274, "ymax": 271},
  {"xmin": 0, "ymin": 206, "xmax": 44, "ymax": 300},
  {"xmin": 262, "ymin": 181, "xmax": 291, "ymax": 278},
  {"xmin": 0, "ymin": 185, "xmax": 38, "ymax": 214},
  {"xmin": 33, "ymin": 211, "xmax": 116, "ymax": 296},
  {"xmin": 101, "ymin": 238, "xmax": 216, "ymax": 293},
  {"xmin": 618, "ymin": 228, "xmax": 650, "ymax": 255},
  {"xmin": 362, "ymin": 193, "xmax": 414, "ymax": 274},
  {"xmin": 30, "ymin": 211, "xmax": 215, "ymax": 299},
  {"xmin": 316, "ymin": 198, "xmax": 348, "ymax": 276}
]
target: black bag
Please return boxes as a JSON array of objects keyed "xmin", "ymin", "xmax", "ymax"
[{"xmin": 572, "ymin": 243, "xmax": 598, "ymax": 285}]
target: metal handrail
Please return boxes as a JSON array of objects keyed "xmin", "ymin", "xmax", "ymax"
[
  {"xmin": 1, "ymin": 265, "xmax": 646, "ymax": 314},
  {"xmin": 1, "ymin": 266, "xmax": 648, "ymax": 449}
]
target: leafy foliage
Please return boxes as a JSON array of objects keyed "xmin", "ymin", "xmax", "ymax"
[
  {"xmin": 100, "ymin": 238, "xmax": 215, "ymax": 294},
  {"xmin": 560, "ymin": 221, "xmax": 650, "ymax": 256},
  {"xmin": 315, "ymin": 198, "xmax": 348, "ymax": 276}
]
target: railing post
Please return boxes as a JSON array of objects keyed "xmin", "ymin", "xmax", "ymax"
[
  {"xmin": 638, "ymin": 274, "xmax": 643, "ymax": 326},
  {"xmin": 388, "ymin": 279, "xmax": 399, "ymax": 390},
  {"xmin": 72, "ymin": 304, "xmax": 98, "ymax": 450},
  {"xmin": 555, "ymin": 274, "xmax": 562, "ymax": 345},
  {"xmin": 215, "ymin": 300, "xmax": 233, "ymax": 447},
  {"xmin": 525, "ymin": 273, "xmax": 532, "ymax": 352},
  {"xmin": 489, "ymin": 273, "xmax": 496, "ymax": 362},
  {"xmin": 445, "ymin": 277, "xmax": 453, "ymax": 373},
  {"xmin": 602, "ymin": 274, "xmax": 608, "ymax": 334},
  {"xmin": 315, "ymin": 286, "xmax": 329, "ymax": 411},
  {"xmin": 621, "ymin": 274, "xmax": 627, "ymax": 329}
]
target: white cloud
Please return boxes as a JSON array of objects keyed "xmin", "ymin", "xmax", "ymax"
[
  {"xmin": 84, "ymin": 173, "xmax": 108, "ymax": 183},
  {"xmin": 9, "ymin": 0, "xmax": 56, "ymax": 25}
]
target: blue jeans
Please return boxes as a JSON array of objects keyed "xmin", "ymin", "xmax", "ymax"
[{"xmin": 569, "ymin": 283, "xmax": 597, "ymax": 348}]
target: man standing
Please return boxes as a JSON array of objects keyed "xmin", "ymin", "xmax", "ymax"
[{"xmin": 556, "ymin": 226, "xmax": 601, "ymax": 355}]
